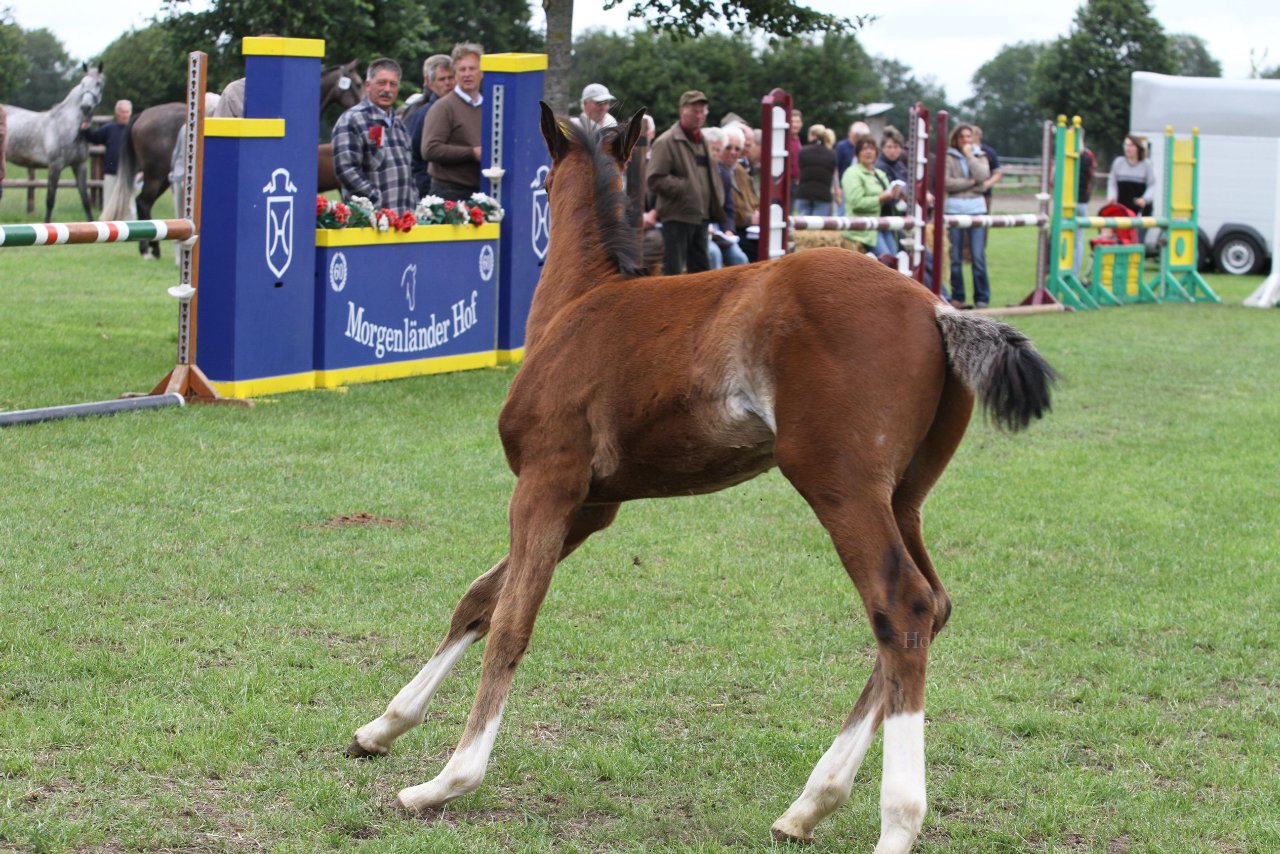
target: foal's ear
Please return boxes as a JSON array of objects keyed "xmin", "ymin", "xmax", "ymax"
[
  {"xmin": 616, "ymin": 108, "xmax": 647, "ymax": 167},
  {"xmin": 538, "ymin": 101, "xmax": 570, "ymax": 162}
]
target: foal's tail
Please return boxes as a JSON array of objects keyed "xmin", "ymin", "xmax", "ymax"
[
  {"xmin": 934, "ymin": 306, "xmax": 1057, "ymax": 432},
  {"xmin": 100, "ymin": 117, "xmax": 137, "ymax": 222}
]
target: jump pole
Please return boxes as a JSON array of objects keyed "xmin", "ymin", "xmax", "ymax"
[
  {"xmin": 929, "ymin": 110, "xmax": 948, "ymax": 298},
  {"xmin": 147, "ymin": 50, "xmax": 250, "ymax": 407},
  {"xmin": 1148, "ymin": 126, "xmax": 1218, "ymax": 303},
  {"xmin": 1019, "ymin": 119, "xmax": 1059, "ymax": 306},
  {"xmin": 0, "ymin": 394, "xmax": 185, "ymax": 428},
  {"xmin": 757, "ymin": 88, "xmax": 793, "ymax": 262}
]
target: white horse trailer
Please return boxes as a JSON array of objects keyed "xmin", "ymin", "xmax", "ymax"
[{"xmin": 1130, "ymin": 71, "xmax": 1280, "ymax": 275}]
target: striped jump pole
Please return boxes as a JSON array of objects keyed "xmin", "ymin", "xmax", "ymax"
[
  {"xmin": 0, "ymin": 219, "xmax": 195, "ymax": 248},
  {"xmin": 942, "ymin": 213, "xmax": 1047, "ymax": 230},
  {"xmin": 790, "ymin": 215, "xmax": 922, "ymax": 232},
  {"xmin": 789, "ymin": 213, "xmax": 1044, "ymax": 233}
]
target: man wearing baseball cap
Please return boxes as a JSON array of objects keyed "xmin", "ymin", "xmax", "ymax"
[
  {"xmin": 648, "ymin": 89, "xmax": 725, "ymax": 275},
  {"xmin": 572, "ymin": 83, "xmax": 617, "ymax": 136}
]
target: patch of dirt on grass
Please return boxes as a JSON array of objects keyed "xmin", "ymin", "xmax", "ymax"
[
  {"xmin": 1107, "ymin": 835, "xmax": 1132, "ymax": 853},
  {"xmin": 530, "ymin": 720, "xmax": 562, "ymax": 744},
  {"xmin": 20, "ymin": 778, "xmax": 76, "ymax": 803},
  {"xmin": 314, "ymin": 512, "xmax": 411, "ymax": 530}
]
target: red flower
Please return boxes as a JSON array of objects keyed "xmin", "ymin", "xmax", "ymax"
[
  {"xmin": 316, "ymin": 195, "xmax": 329, "ymax": 216},
  {"xmin": 399, "ymin": 212, "xmax": 416, "ymax": 232},
  {"xmin": 443, "ymin": 200, "xmax": 455, "ymax": 212},
  {"xmin": 334, "ymin": 203, "xmax": 350, "ymax": 224},
  {"xmin": 469, "ymin": 206, "xmax": 485, "ymax": 225},
  {"xmin": 368, "ymin": 125, "xmax": 384, "ymax": 146}
]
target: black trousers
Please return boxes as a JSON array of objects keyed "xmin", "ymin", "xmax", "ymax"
[
  {"xmin": 429, "ymin": 179, "xmax": 478, "ymax": 202},
  {"xmin": 661, "ymin": 220, "xmax": 710, "ymax": 276}
]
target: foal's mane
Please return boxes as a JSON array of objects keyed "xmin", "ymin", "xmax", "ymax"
[{"xmin": 561, "ymin": 119, "xmax": 646, "ymax": 278}]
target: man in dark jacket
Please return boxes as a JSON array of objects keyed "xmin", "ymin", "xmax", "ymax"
[
  {"xmin": 648, "ymin": 90, "xmax": 725, "ymax": 275},
  {"xmin": 404, "ymin": 54, "xmax": 455, "ymax": 197},
  {"xmin": 83, "ymin": 100, "xmax": 133, "ymax": 218}
]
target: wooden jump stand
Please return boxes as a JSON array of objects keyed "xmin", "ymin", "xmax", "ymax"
[{"xmin": 146, "ymin": 51, "xmax": 251, "ymax": 408}]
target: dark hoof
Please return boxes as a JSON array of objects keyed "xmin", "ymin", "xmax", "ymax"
[
  {"xmin": 346, "ymin": 736, "xmax": 384, "ymax": 759},
  {"xmin": 771, "ymin": 827, "xmax": 813, "ymax": 845}
]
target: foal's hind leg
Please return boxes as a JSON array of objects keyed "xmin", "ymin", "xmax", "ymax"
[
  {"xmin": 773, "ymin": 451, "xmax": 941, "ymax": 852},
  {"xmin": 349, "ymin": 502, "xmax": 617, "ymax": 761},
  {"xmin": 893, "ymin": 377, "xmax": 973, "ymax": 643},
  {"xmin": 395, "ymin": 471, "xmax": 594, "ymax": 813}
]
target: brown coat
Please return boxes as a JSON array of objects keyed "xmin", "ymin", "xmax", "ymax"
[
  {"xmin": 730, "ymin": 163, "xmax": 758, "ymax": 231},
  {"xmin": 421, "ymin": 91, "xmax": 482, "ymax": 190},
  {"xmin": 648, "ymin": 122, "xmax": 725, "ymax": 226}
]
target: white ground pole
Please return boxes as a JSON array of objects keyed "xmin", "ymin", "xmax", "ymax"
[{"xmin": 1243, "ymin": 139, "xmax": 1280, "ymax": 308}]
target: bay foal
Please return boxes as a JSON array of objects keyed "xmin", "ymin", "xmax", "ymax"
[{"xmin": 347, "ymin": 106, "xmax": 1055, "ymax": 851}]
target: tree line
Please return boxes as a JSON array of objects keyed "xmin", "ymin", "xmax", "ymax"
[{"xmin": 3, "ymin": 0, "xmax": 1276, "ymax": 163}]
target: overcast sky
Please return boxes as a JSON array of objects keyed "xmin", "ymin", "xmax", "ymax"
[{"xmin": 6, "ymin": 0, "xmax": 1277, "ymax": 102}]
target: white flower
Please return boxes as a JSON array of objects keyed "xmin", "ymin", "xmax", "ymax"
[
  {"xmin": 350, "ymin": 196, "xmax": 375, "ymax": 216},
  {"xmin": 470, "ymin": 192, "xmax": 495, "ymax": 205}
]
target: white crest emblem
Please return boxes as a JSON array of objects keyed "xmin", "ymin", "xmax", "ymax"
[
  {"xmin": 329, "ymin": 251, "xmax": 348, "ymax": 292},
  {"xmin": 479, "ymin": 244, "xmax": 495, "ymax": 282},
  {"xmin": 530, "ymin": 165, "xmax": 550, "ymax": 261},
  {"xmin": 263, "ymin": 168, "xmax": 298, "ymax": 278},
  {"xmin": 402, "ymin": 264, "xmax": 418, "ymax": 310}
]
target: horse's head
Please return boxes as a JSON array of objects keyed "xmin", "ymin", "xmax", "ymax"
[
  {"xmin": 537, "ymin": 101, "xmax": 645, "ymax": 192},
  {"xmin": 537, "ymin": 102, "xmax": 649, "ymax": 277},
  {"xmin": 75, "ymin": 62, "xmax": 105, "ymax": 119},
  {"xmin": 333, "ymin": 60, "xmax": 363, "ymax": 109}
]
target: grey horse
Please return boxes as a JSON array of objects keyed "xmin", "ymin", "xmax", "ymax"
[{"xmin": 1, "ymin": 64, "xmax": 105, "ymax": 222}]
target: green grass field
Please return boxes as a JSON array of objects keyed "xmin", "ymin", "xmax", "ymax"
[{"xmin": 1, "ymin": 185, "xmax": 1278, "ymax": 852}]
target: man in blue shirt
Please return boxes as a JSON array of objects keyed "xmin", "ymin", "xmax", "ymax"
[
  {"xmin": 404, "ymin": 55, "xmax": 455, "ymax": 197},
  {"xmin": 83, "ymin": 100, "xmax": 133, "ymax": 218}
]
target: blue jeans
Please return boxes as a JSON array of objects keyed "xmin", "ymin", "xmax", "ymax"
[
  {"xmin": 948, "ymin": 226, "xmax": 990, "ymax": 305},
  {"xmin": 874, "ymin": 230, "xmax": 899, "ymax": 258},
  {"xmin": 794, "ymin": 198, "xmax": 832, "ymax": 217}
]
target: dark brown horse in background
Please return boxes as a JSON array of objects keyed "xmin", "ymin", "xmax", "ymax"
[
  {"xmin": 103, "ymin": 62, "xmax": 361, "ymax": 258},
  {"xmin": 346, "ymin": 107, "xmax": 1055, "ymax": 852}
]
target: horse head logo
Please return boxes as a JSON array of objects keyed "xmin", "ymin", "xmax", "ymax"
[
  {"xmin": 530, "ymin": 165, "xmax": 551, "ymax": 261},
  {"xmin": 263, "ymin": 168, "xmax": 299, "ymax": 279},
  {"xmin": 402, "ymin": 264, "xmax": 418, "ymax": 311}
]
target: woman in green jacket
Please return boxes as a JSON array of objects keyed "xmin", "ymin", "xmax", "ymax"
[{"xmin": 840, "ymin": 136, "xmax": 901, "ymax": 253}]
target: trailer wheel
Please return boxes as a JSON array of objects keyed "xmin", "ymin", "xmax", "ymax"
[{"xmin": 1213, "ymin": 232, "xmax": 1265, "ymax": 276}]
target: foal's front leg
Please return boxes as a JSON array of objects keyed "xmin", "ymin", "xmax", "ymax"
[
  {"xmin": 396, "ymin": 473, "xmax": 590, "ymax": 813},
  {"xmin": 348, "ymin": 556, "xmax": 510, "ymax": 758},
  {"xmin": 348, "ymin": 501, "xmax": 618, "ymax": 761}
]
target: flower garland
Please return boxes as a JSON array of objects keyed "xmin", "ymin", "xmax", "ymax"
[{"xmin": 316, "ymin": 193, "xmax": 503, "ymax": 231}]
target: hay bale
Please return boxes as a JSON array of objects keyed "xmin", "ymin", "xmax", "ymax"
[{"xmin": 792, "ymin": 231, "xmax": 859, "ymax": 253}]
